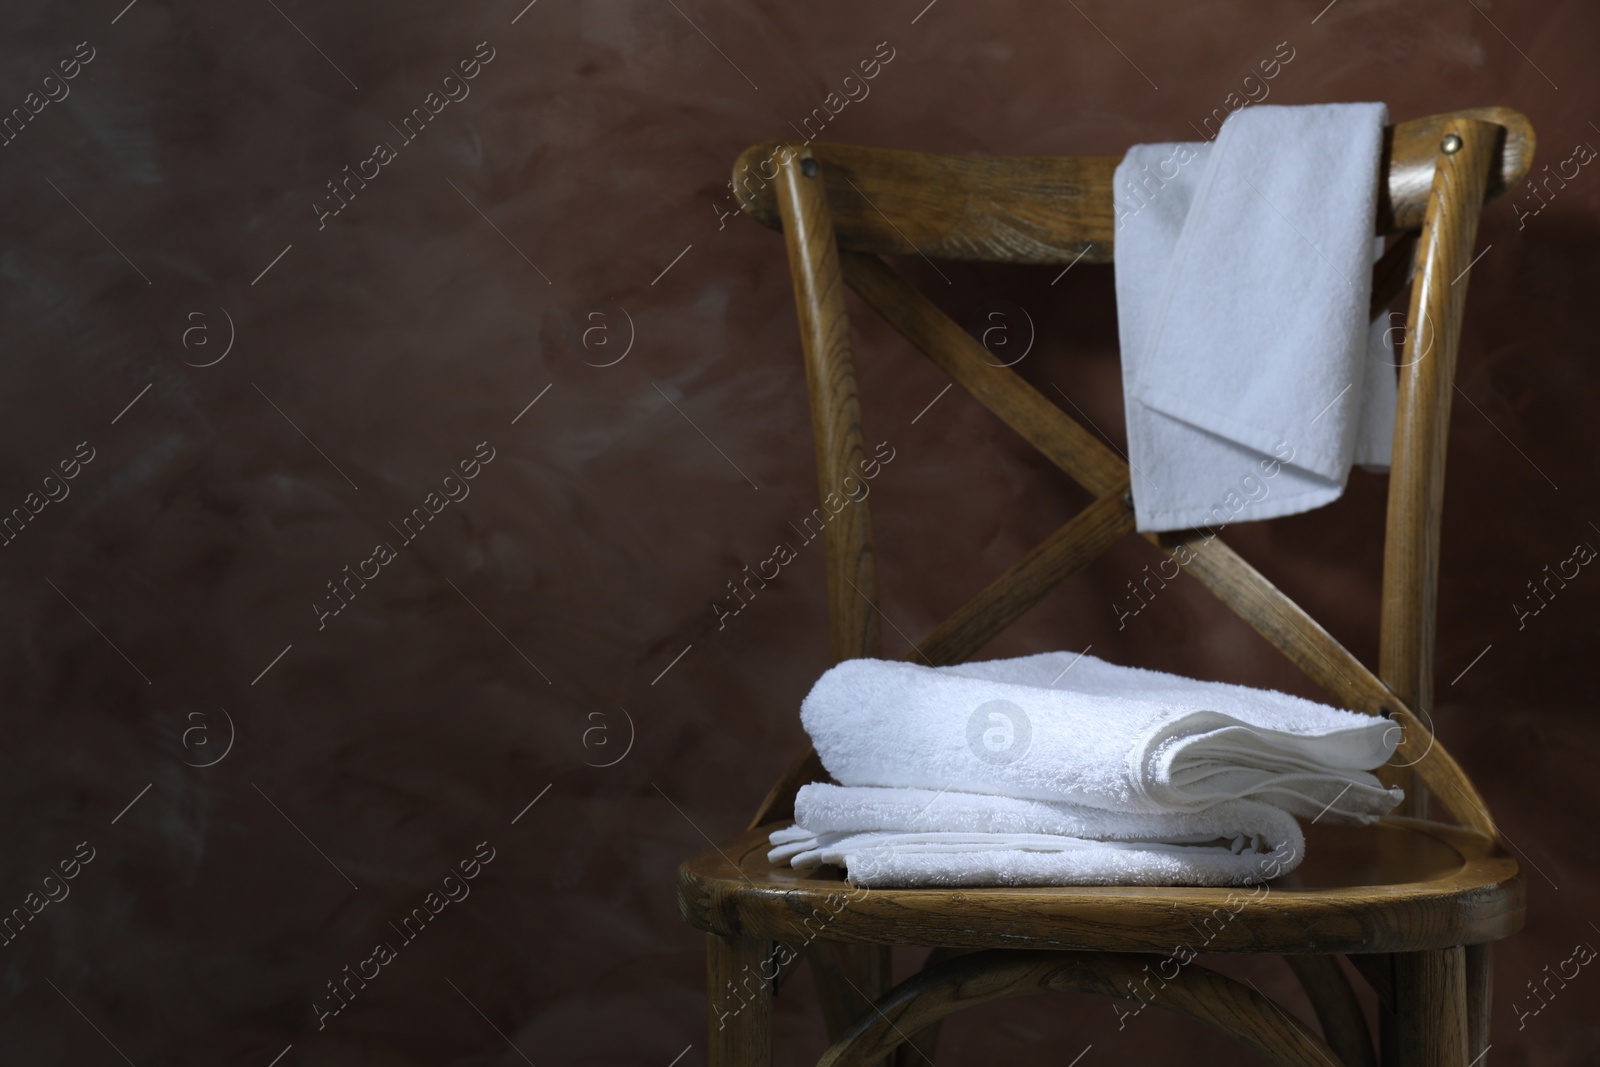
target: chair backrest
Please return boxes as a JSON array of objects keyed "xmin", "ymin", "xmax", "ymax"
[{"xmin": 737, "ymin": 108, "xmax": 1535, "ymax": 837}]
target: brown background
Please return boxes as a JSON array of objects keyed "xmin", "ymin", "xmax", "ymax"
[{"xmin": 1, "ymin": 0, "xmax": 1596, "ymax": 1063}]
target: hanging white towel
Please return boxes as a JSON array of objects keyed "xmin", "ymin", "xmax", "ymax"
[
  {"xmin": 799, "ymin": 652, "xmax": 1403, "ymax": 822},
  {"xmin": 1113, "ymin": 102, "xmax": 1398, "ymax": 533}
]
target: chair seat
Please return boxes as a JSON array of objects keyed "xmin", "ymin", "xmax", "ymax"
[{"xmin": 678, "ymin": 817, "xmax": 1523, "ymax": 956}]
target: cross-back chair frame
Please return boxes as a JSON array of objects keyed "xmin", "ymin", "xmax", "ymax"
[{"xmin": 687, "ymin": 107, "xmax": 1533, "ymax": 1067}]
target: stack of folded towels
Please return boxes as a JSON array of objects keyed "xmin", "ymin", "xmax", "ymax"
[{"xmin": 768, "ymin": 652, "xmax": 1403, "ymax": 888}]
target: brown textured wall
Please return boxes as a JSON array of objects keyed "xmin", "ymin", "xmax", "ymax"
[{"xmin": 1, "ymin": 0, "xmax": 1596, "ymax": 1063}]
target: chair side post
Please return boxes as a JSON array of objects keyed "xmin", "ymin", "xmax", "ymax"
[
  {"xmin": 773, "ymin": 150, "xmax": 896, "ymax": 1067},
  {"xmin": 745, "ymin": 152, "xmax": 877, "ymax": 831},
  {"xmin": 1379, "ymin": 118, "xmax": 1498, "ymax": 821},
  {"xmin": 774, "ymin": 150, "xmax": 882, "ymax": 664}
]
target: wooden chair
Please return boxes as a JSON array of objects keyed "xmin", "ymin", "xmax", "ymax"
[{"xmin": 677, "ymin": 108, "xmax": 1533, "ymax": 1066}]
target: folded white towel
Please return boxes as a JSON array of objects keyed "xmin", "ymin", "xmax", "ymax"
[
  {"xmin": 801, "ymin": 652, "xmax": 1403, "ymax": 822},
  {"xmin": 787, "ymin": 838, "xmax": 1293, "ymax": 888},
  {"xmin": 1114, "ymin": 102, "xmax": 1398, "ymax": 533},
  {"xmin": 768, "ymin": 783, "xmax": 1304, "ymax": 887}
]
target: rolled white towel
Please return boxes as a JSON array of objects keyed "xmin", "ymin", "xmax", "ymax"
[
  {"xmin": 768, "ymin": 783, "xmax": 1304, "ymax": 888},
  {"xmin": 802, "ymin": 652, "xmax": 1403, "ymax": 822}
]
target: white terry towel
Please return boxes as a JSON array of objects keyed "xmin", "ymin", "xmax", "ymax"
[
  {"xmin": 801, "ymin": 652, "xmax": 1403, "ymax": 822},
  {"xmin": 1114, "ymin": 102, "xmax": 1398, "ymax": 533},
  {"xmin": 769, "ymin": 783, "xmax": 1304, "ymax": 888}
]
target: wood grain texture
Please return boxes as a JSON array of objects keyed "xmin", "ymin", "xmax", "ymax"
[
  {"xmin": 738, "ymin": 140, "xmax": 1118, "ymax": 264},
  {"xmin": 1285, "ymin": 954, "xmax": 1378, "ymax": 1067},
  {"xmin": 706, "ymin": 934, "xmax": 773, "ymax": 1067},
  {"xmin": 680, "ymin": 819, "xmax": 1523, "ymax": 956},
  {"xmin": 1380, "ymin": 119, "xmax": 1499, "ymax": 820},
  {"xmin": 1466, "ymin": 942, "xmax": 1493, "ymax": 1064},
  {"xmin": 776, "ymin": 152, "xmax": 882, "ymax": 664},
  {"xmin": 734, "ymin": 109, "xmax": 1533, "ymax": 262},
  {"xmin": 814, "ymin": 948, "xmax": 1344, "ymax": 1067},
  {"xmin": 1379, "ymin": 109, "xmax": 1535, "ymax": 232},
  {"xmin": 1387, "ymin": 947, "xmax": 1468, "ymax": 1066}
]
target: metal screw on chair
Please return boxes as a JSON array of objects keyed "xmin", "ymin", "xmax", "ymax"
[
  {"xmin": 1440, "ymin": 133, "xmax": 1463, "ymax": 155},
  {"xmin": 800, "ymin": 157, "xmax": 820, "ymax": 178},
  {"xmin": 1122, "ymin": 489, "xmax": 1134, "ymax": 510}
]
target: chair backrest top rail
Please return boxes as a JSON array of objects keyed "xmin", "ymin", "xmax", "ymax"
[{"xmin": 733, "ymin": 108, "xmax": 1533, "ymax": 266}]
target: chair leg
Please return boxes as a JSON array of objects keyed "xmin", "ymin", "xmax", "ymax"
[
  {"xmin": 810, "ymin": 942, "xmax": 892, "ymax": 1067},
  {"xmin": 1386, "ymin": 947, "xmax": 1468, "ymax": 1066},
  {"xmin": 707, "ymin": 934, "xmax": 773, "ymax": 1067},
  {"xmin": 1466, "ymin": 943, "xmax": 1492, "ymax": 1064}
]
